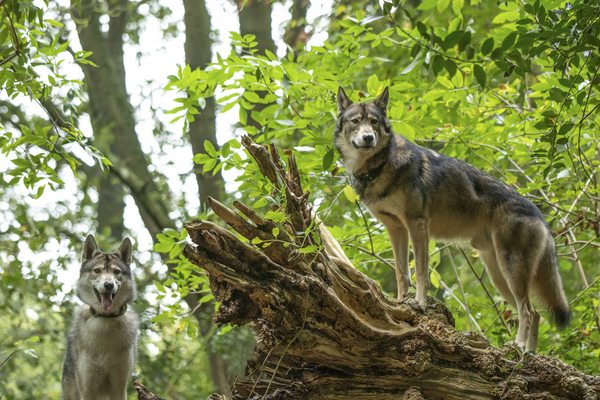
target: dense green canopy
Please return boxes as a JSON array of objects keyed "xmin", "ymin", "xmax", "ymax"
[{"xmin": 2, "ymin": 0, "xmax": 600, "ymax": 398}]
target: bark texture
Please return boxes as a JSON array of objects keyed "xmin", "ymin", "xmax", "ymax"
[{"xmin": 146, "ymin": 137, "xmax": 600, "ymax": 399}]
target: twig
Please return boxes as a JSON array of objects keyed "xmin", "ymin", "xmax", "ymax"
[
  {"xmin": 248, "ymin": 338, "xmax": 284, "ymax": 397},
  {"xmin": 355, "ymin": 201, "xmax": 375, "ymax": 254},
  {"xmin": 566, "ymin": 231, "xmax": 589, "ymax": 288},
  {"xmin": 0, "ymin": 52, "xmax": 18, "ymax": 67},
  {"xmin": 556, "ymin": 239, "xmax": 600, "ymax": 249},
  {"xmin": 576, "ymin": 62, "xmax": 600, "ymax": 181},
  {"xmin": 447, "ymin": 248, "xmax": 474, "ymax": 332},
  {"xmin": 570, "ymin": 275, "xmax": 600, "ymax": 305},
  {"xmin": 345, "ymin": 244, "xmax": 396, "ymax": 270},
  {"xmin": 0, "ymin": 350, "xmax": 18, "ymax": 370},
  {"xmin": 435, "ymin": 272, "xmax": 482, "ymax": 332},
  {"xmin": 458, "ymin": 246, "xmax": 511, "ymax": 336}
]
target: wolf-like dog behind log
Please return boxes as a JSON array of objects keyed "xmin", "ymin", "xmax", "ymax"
[
  {"xmin": 334, "ymin": 86, "xmax": 570, "ymax": 351},
  {"xmin": 61, "ymin": 235, "xmax": 138, "ymax": 399}
]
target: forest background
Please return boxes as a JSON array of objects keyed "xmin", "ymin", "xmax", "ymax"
[{"xmin": 2, "ymin": 0, "xmax": 600, "ymax": 398}]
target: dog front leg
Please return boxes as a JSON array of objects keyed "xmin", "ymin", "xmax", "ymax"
[
  {"xmin": 76, "ymin": 363, "xmax": 100, "ymax": 400},
  {"xmin": 407, "ymin": 219, "xmax": 429, "ymax": 311},
  {"xmin": 387, "ymin": 225, "xmax": 411, "ymax": 299},
  {"xmin": 108, "ymin": 381, "xmax": 128, "ymax": 400}
]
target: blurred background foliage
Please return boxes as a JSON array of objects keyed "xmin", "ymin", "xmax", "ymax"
[{"xmin": 2, "ymin": 0, "xmax": 600, "ymax": 398}]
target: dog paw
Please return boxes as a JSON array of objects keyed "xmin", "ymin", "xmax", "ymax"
[{"xmin": 404, "ymin": 298, "xmax": 426, "ymax": 313}]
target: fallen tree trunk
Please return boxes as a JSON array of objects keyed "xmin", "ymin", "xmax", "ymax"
[{"xmin": 152, "ymin": 136, "xmax": 600, "ymax": 399}]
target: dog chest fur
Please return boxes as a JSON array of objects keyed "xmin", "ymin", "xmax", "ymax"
[{"xmin": 74, "ymin": 306, "xmax": 138, "ymax": 365}]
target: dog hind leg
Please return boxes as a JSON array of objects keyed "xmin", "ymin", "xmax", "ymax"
[
  {"xmin": 493, "ymin": 236, "xmax": 540, "ymax": 351},
  {"xmin": 478, "ymin": 249, "xmax": 518, "ymax": 309}
]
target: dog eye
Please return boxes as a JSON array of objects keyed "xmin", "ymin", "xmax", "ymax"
[
  {"xmin": 351, "ymin": 119, "xmax": 359, "ymax": 124},
  {"xmin": 93, "ymin": 268, "xmax": 101, "ymax": 274},
  {"xmin": 370, "ymin": 119, "xmax": 378, "ymax": 125},
  {"xmin": 114, "ymin": 270, "xmax": 121, "ymax": 275}
]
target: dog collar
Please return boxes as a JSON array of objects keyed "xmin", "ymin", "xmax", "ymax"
[
  {"xmin": 353, "ymin": 160, "xmax": 388, "ymax": 186},
  {"xmin": 89, "ymin": 305, "xmax": 127, "ymax": 318}
]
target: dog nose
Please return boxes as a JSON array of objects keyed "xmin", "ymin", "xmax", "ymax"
[
  {"xmin": 363, "ymin": 134, "xmax": 374, "ymax": 144},
  {"xmin": 104, "ymin": 282, "xmax": 114, "ymax": 291}
]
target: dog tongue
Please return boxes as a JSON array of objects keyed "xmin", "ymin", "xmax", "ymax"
[{"xmin": 100, "ymin": 293, "xmax": 114, "ymax": 311}]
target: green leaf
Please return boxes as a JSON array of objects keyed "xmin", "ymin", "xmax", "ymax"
[
  {"xmin": 400, "ymin": 57, "xmax": 421, "ymax": 74},
  {"xmin": 35, "ymin": 185, "xmax": 45, "ymax": 199},
  {"xmin": 444, "ymin": 59, "xmax": 457, "ymax": 77},
  {"xmin": 344, "ymin": 185, "xmax": 358, "ymax": 203},
  {"xmin": 559, "ymin": 123, "xmax": 574, "ymax": 136},
  {"xmin": 432, "ymin": 55, "xmax": 444, "ymax": 75},
  {"xmin": 481, "ymin": 38, "xmax": 494, "ymax": 55},
  {"xmin": 204, "ymin": 140, "xmax": 217, "ymax": 157},
  {"xmin": 155, "ymin": 282, "xmax": 167, "ymax": 293},
  {"xmin": 492, "ymin": 11, "xmax": 520, "ymax": 24},
  {"xmin": 153, "ymin": 242, "xmax": 173, "ymax": 253},
  {"xmin": 417, "ymin": 0, "xmax": 438, "ymax": 10},
  {"xmin": 437, "ymin": 0, "xmax": 450, "ymax": 12},
  {"xmin": 187, "ymin": 322, "xmax": 197, "ymax": 338},
  {"xmin": 501, "ymin": 31, "xmax": 518, "ymax": 51},
  {"xmin": 430, "ymin": 269, "xmax": 441, "ymax": 289},
  {"xmin": 219, "ymin": 324, "xmax": 234, "ymax": 335},
  {"xmin": 473, "ymin": 65, "xmax": 486, "ymax": 87},
  {"xmin": 298, "ymin": 245, "xmax": 318, "ymax": 254},
  {"xmin": 323, "ymin": 148, "xmax": 334, "ymax": 171},
  {"xmin": 367, "ymin": 75, "xmax": 380, "ymax": 95}
]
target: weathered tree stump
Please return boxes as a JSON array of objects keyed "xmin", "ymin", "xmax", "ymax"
[
  {"xmin": 156, "ymin": 137, "xmax": 600, "ymax": 399},
  {"xmin": 133, "ymin": 378, "xmax": 171, "ymax": 400}
]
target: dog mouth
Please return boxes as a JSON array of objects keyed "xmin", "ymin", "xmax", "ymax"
[
  {"xmin": 352, "ymin": 141, "xmax": 375, "ymax": 151},
  {"xmin": 94, "ymin": 288, "xmax": 117, "ymax": 311}
]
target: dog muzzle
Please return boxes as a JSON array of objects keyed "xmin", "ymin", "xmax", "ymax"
[{"xmin": 94, "ymin": 288, "xmax": 117, "ymax": 311}]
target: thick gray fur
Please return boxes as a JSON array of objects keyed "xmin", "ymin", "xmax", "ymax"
[
  {"xmin": 335, "ymin": 86, "xmax": 570, "ymax": 351},
  {"xmin": 61, "ymin": 235, "xmax": 138, "ymax": 400}
]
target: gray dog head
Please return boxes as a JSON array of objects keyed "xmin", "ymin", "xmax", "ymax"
[
  {"xmin": 334, "ymin": 87, "xmax": 393, "ymax": 173},
  {"xmin": 77, "ymin": 235, "xmax": 136, "ymax": 313}
]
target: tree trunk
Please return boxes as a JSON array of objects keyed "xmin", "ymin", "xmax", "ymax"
[
  {"xmin": 72, "ymin": 1, "xmax": 233, "ymax": 394},
  {"xmin": 183, "ymin": 0, "xmax": 222, "ymax": 207},
  {"xmin": 237, "ymin": 0, "xmax": 277, "ymax": 137},
  {"xmin": 138, "ymin": 136, "xmax": 600, "ymax": 400},
  {"xmin": 95, "ymin": 0, "xmax": 128, "ymax": 239},
  {"xmin": 183, "ymin": 0, "xmax": 231, "ymax": 393},
  {"xmin": 284, "ymin": 0, "xmax": 311, "ymax": 58}
]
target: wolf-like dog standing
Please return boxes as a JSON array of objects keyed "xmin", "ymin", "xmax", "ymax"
[
  {"xmin": 62, "ymin": 235, "xmax": 138, "ymax": 400},
  {"xmin": 335, "ymin": 86, "xmax": 570, "ymax": 351}
]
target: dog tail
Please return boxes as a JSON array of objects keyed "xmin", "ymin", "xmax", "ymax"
[{"xmin": 535, "ymin": 235, "xmax": 571, "ymax": 330}]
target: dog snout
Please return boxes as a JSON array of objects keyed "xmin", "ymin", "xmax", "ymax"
[
  {"xmin": 104, "ymin": 281, "xmax": 114, "ymax": 291},
  {"xmin": 363, "ymin": 134, "xmax": 374, "ymax": 144}
]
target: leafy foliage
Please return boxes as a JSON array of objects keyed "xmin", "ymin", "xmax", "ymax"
[
  {"xmin": 165, "ymin": 0, "xmax": 600, "ymax": 373},
  {"xmin": 3, "ymin": 0, "xmax": 600, "ymax": 397},
  {"xmin": 1, "ymin": 0, "xmax": 108, "ymax": 198}
]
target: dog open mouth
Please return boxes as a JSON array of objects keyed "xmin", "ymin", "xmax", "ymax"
[
  {"xmin": 94, "ymin": 289, "xmax": 116, "ymax": 311},
  {"xmin": 352, "ymin": 142, "xmax": 375, "ymax": 151}
]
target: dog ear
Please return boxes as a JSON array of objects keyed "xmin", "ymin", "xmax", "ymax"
[
  {"xmin": 116, "ymin": 238, "xmax": 133, "ymax": 265},
  {"xmin": 373, "ymin": 86, "xmax": 389, "ymax": 115},
  {"xmin": 82, "ymin": 235, "xmax": 100, "ymax": 262},
  {"xmin": 337, "ymin": 87, "xmax": 353, "ymax": 114}
]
